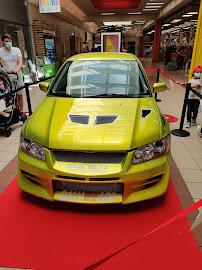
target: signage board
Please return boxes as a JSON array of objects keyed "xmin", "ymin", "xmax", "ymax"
[
  {"xmin": 39, "ymin": 0, "xmax": 61, "ymax": 13},
  {"xmin": 101, "ymin": 32, "xmax": 121, "ymax": 52}
]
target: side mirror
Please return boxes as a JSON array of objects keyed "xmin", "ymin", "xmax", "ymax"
[
  {"xmin": 153, "ymin": 82, "xmax": 166, "ymax": 93},
  {"xmin": 39, "ymin": 82, "xmax": 49, "ymax": 92}
]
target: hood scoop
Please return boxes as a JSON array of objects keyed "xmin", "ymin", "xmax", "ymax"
[
  {"xmin": 94, "ymin": 115, "xmax": 119, "ymax": 125},
  {"xmin": 141, "ymin": 109, "xmax": 152, "ymax": 119},
  {"xmin": 68, "ymin": 114, "xmax": 90, "ymax": 125}
]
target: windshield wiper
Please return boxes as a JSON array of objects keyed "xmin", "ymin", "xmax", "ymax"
[
  {"xmin": 85, "ymin": 93, "xmax": 130, "ymax": 98},
  {"xmin": 49, "ymin": 93, "xmax": 77, "ymax": 98}
]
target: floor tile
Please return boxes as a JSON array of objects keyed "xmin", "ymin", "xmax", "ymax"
[
  {"xmin": 171, "ymin": 181, "xmax": 192, "ymax": 199},
  {"xmin": 0, "ymin": 162, "xmax": 8, "ymax": 171},
  {"xmin": 185, "ymin": 182, "xmax": 202, "ymax": 201},
  {"xmin": 3, "ymin": 143, "xmax": 20, "ymax": 153},
  {"xmin": 195, "ymin": 159, "xmax": 202, "ymax": 170},
  {"xmin": 0, "ymin": 174, "xmax": 15, "ymax": 188},
  {"xmin": 173, "ymin": 157, "xmax": 200, "ymax": 170},
  {"xmin": 0, "ymin": 152, "xmax": 17, "ymax": 162},
  {"xmin": 0, "ymin": 162, "xmax": 18, "ymax": 174},
  {"xmin": 171, "ymin": 148, "xmax": 192, "ymax": 158},
  {"xmin": 183, "ymin": 141, "xmax": 202, "ymax": 150},
  {"xmin": 189, "ymin": 149, "xmax": 202, "ymax": 159},
  {"xmin": 179, "ymin": 169, "xmax": 202, "ymax": 183},
  {"xmin": 0, "ymin": 143, "xmax": 10, "ymax": 151}
]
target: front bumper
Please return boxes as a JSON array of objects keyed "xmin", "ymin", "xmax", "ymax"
[{"xmin": 17, "ymin": 148, "xmax": 170, "ymax": 204}]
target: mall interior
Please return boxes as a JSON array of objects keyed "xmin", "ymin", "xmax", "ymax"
[{"xmin": 0, "ymin": 0, "xmax": 202, "ymax": 269}]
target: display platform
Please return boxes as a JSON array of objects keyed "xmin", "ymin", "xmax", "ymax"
[{"xmin": 0, "ymin": 177, "xmax": 201, "ymax": 270}]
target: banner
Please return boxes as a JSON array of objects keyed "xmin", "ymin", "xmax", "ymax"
[{"xmin": 39, "ymin": 0, "xmax": 61, "ymax": 13}]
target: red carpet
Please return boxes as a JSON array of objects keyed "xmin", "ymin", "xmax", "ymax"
[{"xmin": 0, "ymin": 177, "xmax": 201, "ymax": 270}]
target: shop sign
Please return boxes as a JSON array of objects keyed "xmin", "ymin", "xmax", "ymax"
[{"xmin": 39, "ymin": 0, "xmax": 61, "ymax": 13}]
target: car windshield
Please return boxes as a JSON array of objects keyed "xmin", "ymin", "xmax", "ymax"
[{"xmin": 49, "ymin": 60, "xmax": 151, "ymax": 98}]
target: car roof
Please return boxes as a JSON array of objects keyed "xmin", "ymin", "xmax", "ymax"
[{"xmin": 69, "ymin": 52, "xmax": 137, "ymax": 61}]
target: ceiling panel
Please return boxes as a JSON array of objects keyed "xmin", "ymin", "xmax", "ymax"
[{"xmin": 90, "ymin": 0, "xmax": 141, "ymax": 10}]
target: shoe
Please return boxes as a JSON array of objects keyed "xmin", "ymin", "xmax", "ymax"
[
  {"xmin": 19, "ymin": 112, "xmax": 27, "ymax": 123},
  {"xmin": 192, "ymin": 119, "xmax": 196, "ymax": 126},
  {"xmin": 186, "ymin": 122, "xmax": 191, "ymax": 128},
  {"xmin": 197, "ymin": 125, "xmax": 202, "ymax": 138}
]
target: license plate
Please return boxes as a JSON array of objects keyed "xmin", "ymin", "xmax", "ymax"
[{"xmin": 54, "ymin": 191, "xmax": 122, "ymax": 204}]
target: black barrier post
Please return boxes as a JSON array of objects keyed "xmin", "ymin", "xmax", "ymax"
[
  {"xmin": 171, "ymin": 83, "xmax": 190, "ymax": 137},
  {"xmin": 155, "ymin": 68, "xmax": 161, "ymax": 102},
  {"xmin": 25, "ymin": 83, "xmax": 32, "ymax": 116}
]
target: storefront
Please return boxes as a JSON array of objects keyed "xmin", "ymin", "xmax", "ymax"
[{"xmin": 0, "ymin": 0, "xmax": 35, "ymax": 82}]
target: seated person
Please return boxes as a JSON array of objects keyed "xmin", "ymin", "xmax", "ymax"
[{"xmin": 0, "ymin": 79, "xmax": 12, "ymax": 117}]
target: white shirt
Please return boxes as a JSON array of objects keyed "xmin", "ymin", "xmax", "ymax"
[
  {"xmin": 188, "ymin": 78, "xmax": 202, "ymax": 100},
  {"xmin": 0, "ymin": 46, "xmax": 22, "ymax": 73}
]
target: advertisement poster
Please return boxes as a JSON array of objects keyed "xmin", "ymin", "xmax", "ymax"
[
  {"xmin": 39, "ymin": 0, "xmax": 61, "ymax": 13},
  {"xmin": 45, "ymin": 38, "xmax": 56, "ymax": 64},
  {"xmin": 101, "ymin": 32, "xmax": 121, "ymax": 52}
]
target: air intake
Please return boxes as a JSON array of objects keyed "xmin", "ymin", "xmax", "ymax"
[
  {"xmin": 141, "ymin": 109, "xmax": 152, "ymax": 119},
  {"xmin": 68, "ymin": 114, "xmax": 90, "ymax": 125},
  {"xmin": 94, "ymin": 115, "xmax": 119, "ymax": 125}
]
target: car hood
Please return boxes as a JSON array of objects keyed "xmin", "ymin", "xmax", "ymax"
[{"xmin": 24, "ymin": 96, "xmax": 164, "ymax": 151}]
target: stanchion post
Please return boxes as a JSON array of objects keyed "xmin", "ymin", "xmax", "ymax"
[
  {"xmin": 25, "ymin": 83, "xmax": 32, "ymax": 116},
  {"xmin": 171, "ymin": 83, "xmax": 190, "ymax": 137},
  {"xmin": 155, "ymin": 68, "xmax": 161, "ymax": 102}
]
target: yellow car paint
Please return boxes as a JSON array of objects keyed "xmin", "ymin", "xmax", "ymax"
[{"xmin": 18, "ymin": 52, "xmax": 170, "ymax": 204}]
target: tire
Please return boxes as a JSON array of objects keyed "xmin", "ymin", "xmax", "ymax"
[{"xmin": 5, "ymin": 127, "xmax": 11, "ymax": 137}]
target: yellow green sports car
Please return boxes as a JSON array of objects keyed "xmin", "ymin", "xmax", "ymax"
[{"xmin": 18, "ymin": 52, "xmax": 170, "ymax": 204}]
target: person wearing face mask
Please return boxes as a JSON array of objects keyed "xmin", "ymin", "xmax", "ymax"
[
  {"xmin": 0, "ymin": 33, "xmax": 25, "ymax": 120},
  {"xmin": 186, "ymin": 65, "xmax": 202, "ymax": 128}
]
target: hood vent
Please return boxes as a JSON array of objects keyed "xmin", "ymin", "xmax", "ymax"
[
  {"xmin": 68, "ymin": 114, "xmax": 90, "ymax": 125},
  {"xmin": 95, "ymin": 115, "xmax": 119, "ymax": 125},
  {"xmin": 141, "ymin": 109, "xmax": 152, "ymax": 119}
]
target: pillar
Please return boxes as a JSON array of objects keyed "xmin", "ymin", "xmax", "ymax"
[
  {"xmin": 139, "ymin": 32, "xmax": 144, "ymax": 57},
  {"xmin": 152, "ymin": 20, "xmax": 161, "ymax": 63},
  {"xmin": 189, "ymin": 0, "xmax": 202, "ymax": 79}
]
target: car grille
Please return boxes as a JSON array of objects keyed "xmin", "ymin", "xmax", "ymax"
[
  {"xmin": 53, "ymin": 151, "xmax": 126, "ymax": 164},
  {"xmin": 53, "ymin": 181, "xmax": 124, "ymax": 193},
  {"xmin": 94, "ymin": 115, "xmax": 119, "ymax": 125}
]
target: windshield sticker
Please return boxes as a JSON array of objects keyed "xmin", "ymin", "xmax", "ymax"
[
  {"xmin": 56, "ymin": 191, "xmax": 122, "ymax": 203},
  {"xmin": 67, "ymin": 163, "xmax": 108, "ymax": 173}
]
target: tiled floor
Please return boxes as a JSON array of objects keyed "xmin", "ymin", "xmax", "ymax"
[{"xmin": 0, "ymin": 57, "xmax": 202, "ymax": 270}]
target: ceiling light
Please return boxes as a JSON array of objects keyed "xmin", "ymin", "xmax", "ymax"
[
  {"xmin": 187, "ymin": 12, "xmax": 198, "ymax": 14},
  {"xmin": 171, "ymin": 19, "xmax": 182, "ymax": 23},
  {"xmin": 191, "ymin": 20, "xmax": 198, "ymax": 22},
  {"xmin": 182, "ymin": 15, "xmax": 192, "ymax": 17},
  {"xmin": 143, "ymin": 9, "xmax": 158, "ymax": 11},
  {"xmin": 162, "ymin": 24, "xmax": 171, "ymax": 26},
  {"xmin": 103, "ymin": 21, "xmax": 132, "ymax": 26},
  {"xmin": 128, "ymin": 12, "xmax": 141, "ymax": 15},
  {"xmin": 101, "ymin": 13, "xmax": 115, "ymax": 15},
  {"xmin": 146, "ymin": 2, "xmax": 164, "ymax": 4},
  {"xmin": 136, "ymin": 21, "xmax": 146, "ymax": 22},
  {"xmin": 135, "ymin": 22, "xmax": 145, "ymax": 24},
  {"xmin": 145, "ymin": 6, "xmax": 161, "ymax": 8}
]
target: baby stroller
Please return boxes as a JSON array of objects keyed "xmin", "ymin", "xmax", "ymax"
[{"xmin": 0, "ymin": 71, "xmax": 27, "ymax": 137}]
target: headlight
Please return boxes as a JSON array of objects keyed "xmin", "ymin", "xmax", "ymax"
[
  {"xmin": 20, "ymin": 134, "xmax": 46, "ymax": 161},
  {"xmin": 132, "ymin": 134, "xmax": 170, "ymax": 165}
]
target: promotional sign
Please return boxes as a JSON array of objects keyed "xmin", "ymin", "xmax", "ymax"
[
  {"xmin": 39, "ymin": 0, "xmax": 61, "ymax": 13},
  {"xmin": 45, "ymin": 38, "xmax": 56, "ymax": 64},
  {"xmin": 101, "ymin": 32, "xmax": 121, "ymax": 52}
]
